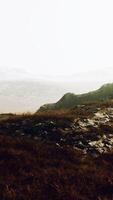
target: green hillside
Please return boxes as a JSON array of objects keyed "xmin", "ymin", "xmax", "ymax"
[{"xmin": 38, "ymin": 83, "xmax": 113, "ymax": 111}]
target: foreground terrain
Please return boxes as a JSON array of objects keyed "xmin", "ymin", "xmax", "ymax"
[
  {"xmin": 0, "ymin": 133, "xmax": 113, "ymax": 200},
  {"xmin": 0, "ymin": 103, "xmax": 113, "ymax": 199}
]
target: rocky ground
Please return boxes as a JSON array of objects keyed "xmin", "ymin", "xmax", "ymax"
[
  {"xmin": 0, "ymin": 104, "xmax": 113, "ymax": 199},
  {"xmin": 0, "ymin": 103, "xmax": 113, "ymax": 156}
]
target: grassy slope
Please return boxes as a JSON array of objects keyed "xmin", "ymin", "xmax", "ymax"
[{"xmin": 38, "ymin": 83, "xmax": 113, "ymax": 111}]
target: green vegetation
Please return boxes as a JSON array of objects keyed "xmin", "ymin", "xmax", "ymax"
[{"xmin": 38, "ymin": 83, "xmax": 113, "ymax": 111}]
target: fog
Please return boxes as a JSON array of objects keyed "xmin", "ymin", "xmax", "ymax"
[{"xmin": 0, "ymin": 0, "xmax": 113, "ymax": 86}]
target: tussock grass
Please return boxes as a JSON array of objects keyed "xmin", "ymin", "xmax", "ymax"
[{"xmin": 0, "ymin": 133, "xmax": 112, "ymax": 199}]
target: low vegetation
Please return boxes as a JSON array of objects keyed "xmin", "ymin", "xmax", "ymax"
[
  {"xmin": 0, "ymin": 133, "xmax": 113, "ymax": 200},
  {"xmin": 0, "ymin": 103, "xmax": 113, "ymax": 199}
]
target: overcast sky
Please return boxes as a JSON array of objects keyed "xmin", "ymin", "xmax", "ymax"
[{"xmin": 0, "ymin": 0, "xmax": 113, "ymax": 82}]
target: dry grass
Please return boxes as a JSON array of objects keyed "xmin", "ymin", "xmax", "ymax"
[
  {"xmin": 0, "ymin": 110, "xmax": 74, "ymax": 123},
  {"xmin": 0, "ymin": 133, "xmax": 112, "ymax": 200},
  {"xmin": 0, "ymin": 106, "xmax": 113, "ymax": 199}
]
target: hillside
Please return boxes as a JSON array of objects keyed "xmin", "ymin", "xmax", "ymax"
[
  {"xmin": 0, "ymin": 103, "xmax": 113, "ymax": 199},
  {"xmin": 38, "ymin": 83, "xmax": 113, "ymax": 111},
  {"xmin": 0, "ymin": 81, "xmax": 92, "ymax": 113}
]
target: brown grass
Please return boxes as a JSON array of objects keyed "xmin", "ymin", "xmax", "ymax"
[
  {"xmin": 0, "ymin": 133, "xmax": 112, "ymax": 200},
  {"xmin": 0, "ymin": 106, "xmax": 113, "ymax": 199}
]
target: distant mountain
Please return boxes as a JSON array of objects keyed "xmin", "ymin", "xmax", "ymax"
[{"xmin": 38, "ymin": 83, "xmax": 113, "ymax": 111}]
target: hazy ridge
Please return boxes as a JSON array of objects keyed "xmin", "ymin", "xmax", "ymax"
[
  {"xmin": 39, "ymin": 83, "xmax": 113, "ymax": 111},
  {"xmin": 0, "ymin": 81, "xmax": 102, "ymax": 113}
]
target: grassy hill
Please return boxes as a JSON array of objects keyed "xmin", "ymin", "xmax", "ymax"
[{"xmin": 38, "ymin": 83, "xmax": 113, "ymax": 111}]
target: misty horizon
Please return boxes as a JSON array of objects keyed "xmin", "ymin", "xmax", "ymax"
[
  {"xmin": 0, "ymin": 0, "xmax": 113, "ymax": 112},
  {"xmin": 0, "ymin": 80, "xmax": 111, "ymax": 113},
  {"xmin": 0, "ymin": 65, "xmax": 113, "ymax": 83},
  {"xmin": 0, "ymin": 0, "xmax": 113, "ymax": 83}
]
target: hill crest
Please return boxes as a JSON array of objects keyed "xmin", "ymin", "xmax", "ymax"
[{"xmin": 38, "ymin": 83, "xmax": 113, "ymax": 111}]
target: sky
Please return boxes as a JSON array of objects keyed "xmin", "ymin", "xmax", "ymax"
[{"xmin": 0, "ymin": 0, "xmax": 113, "ymax": 83}]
